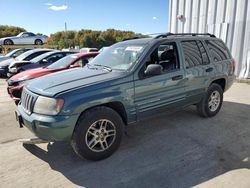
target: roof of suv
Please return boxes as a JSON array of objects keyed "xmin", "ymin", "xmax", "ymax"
[{"xmin": 121, "ymin": 33, "xmax": 220, "ymax": 45}]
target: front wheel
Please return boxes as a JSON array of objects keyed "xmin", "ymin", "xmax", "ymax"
[
  {"xmin": 71, "ymin": 106, "xmax": 124, "ymax": 161},
  {"xmin": 197, "ymin": 83, "xmax": 223, "ymax": 117}
]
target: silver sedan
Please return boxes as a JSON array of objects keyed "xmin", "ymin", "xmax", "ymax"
[{"xmin": 0, "ymin": 32, "xmax": 48, "ymax": 45}]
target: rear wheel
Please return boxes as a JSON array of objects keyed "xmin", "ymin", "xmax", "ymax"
[
  {"xmin": 71, "ymin": 106, "xmax": 124, "ymax": 161},
  {"xmin": 35, "ymin": 39, "xmax": 43, "ymax": 45},
  {"xmin": 197, "ymin": 83, "xmax": 223, "ymax": 117},
  {"xmin": 4, "ymin": 39, "xmax": 13, "ymax": 45}
]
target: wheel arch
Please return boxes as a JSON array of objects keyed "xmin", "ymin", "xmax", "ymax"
[
  {"xmin": 76, "ymin": 101, "xmax": 128, "ymax": 126},
  {"xmin": 4, "ymin": 39, "xmax": 14, "ymax": 45},
  {"xmin": 210, "ymin": 78, "xmax": 226, "ymax": 91}
]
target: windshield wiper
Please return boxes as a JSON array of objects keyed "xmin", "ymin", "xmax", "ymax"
[{"xmin": 89, "ymin": 64, "xmax": 112, "ymax": 72}]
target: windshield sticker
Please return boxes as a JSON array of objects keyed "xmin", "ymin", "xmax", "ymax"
[{"xmin": 125, "ymin": 46, "xmax": 143, "ymax": 52}]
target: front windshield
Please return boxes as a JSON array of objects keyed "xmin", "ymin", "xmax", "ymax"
[
  {"xmin": 47, "ymin": 54, "xmax": 78, "ymax": 69},
  {"xmin": 89, "ymin": 43, "xmax": 146, "ymax": 71},
  {"xmin": 5, "ymin": 49, "xmax": 19, "ymax": 57},
  {"xmin": 17, "ymin": 33, "xmax": 23, "ymax": 37},
  {"xmin": 15, "ymin": 50, "xmax": 34, "ymax": 61}
]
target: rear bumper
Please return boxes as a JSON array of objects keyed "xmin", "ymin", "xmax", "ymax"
[
  {"xmin": 16, "ymin": 105, "xmax": 79, "ymax": 141},
  {"xmin": 225, "ymin": 75, "xmax": 235, "ymax": 92}
]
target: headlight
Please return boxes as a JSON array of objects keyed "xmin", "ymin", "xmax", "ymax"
[
  {"xmin": 10, "ymin": 67, "xmax": 17, "ymax": 73},
  {"xmin": 33, "ymin": 96, "xmax": 64, "ymax": 115}
]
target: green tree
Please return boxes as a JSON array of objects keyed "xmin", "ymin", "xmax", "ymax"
[{"xmin": 0, "ymin": 25, "xmax": 26, "ymax": 38}]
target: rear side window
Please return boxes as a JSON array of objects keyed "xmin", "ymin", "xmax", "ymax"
[
  {"xmin": 205, "ymin": 40, "xmax": 231, "ymax": 62},
  {"xmin": 181, "ymin": 41, "xmax": 204, "ymax": 68}
]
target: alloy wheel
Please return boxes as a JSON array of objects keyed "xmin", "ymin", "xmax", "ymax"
[{"xmin": 85, "ymin": 119, "xmax": 116, "ymax": 152}]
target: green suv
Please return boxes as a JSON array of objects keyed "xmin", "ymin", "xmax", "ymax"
[{"xmin": 16, "ymin": 33, "xmax": 235, "ymax": 161}]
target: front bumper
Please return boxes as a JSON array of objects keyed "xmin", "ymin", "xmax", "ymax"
[
  {"xmin": 0, "ymin": 67, "xmax": 8, "ymax": 76},
  {"xmin": 16, "ymin": 104, "xmax": 79, "ymax": 141}
]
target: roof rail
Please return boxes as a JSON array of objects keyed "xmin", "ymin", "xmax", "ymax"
[
  {"xmin": 154, "ymin": 33, "xmax": 216, "ymax": 39},
  {"xmin": 122, "ymin": 37, "xmax": 140, "ymax": 41}
]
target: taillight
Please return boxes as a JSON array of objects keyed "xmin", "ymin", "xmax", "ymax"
[{"xmin": 232, "ymin": 59, "xmax": 236, "ymax": 74}]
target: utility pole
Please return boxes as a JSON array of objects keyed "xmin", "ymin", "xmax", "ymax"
[
  {"xmin": 64, "ymin": 22, "xmax": 68, "ymax": 48},
  {"xmin": 65, "ymin": 22, "xmax": 67, "ymax": 32}
]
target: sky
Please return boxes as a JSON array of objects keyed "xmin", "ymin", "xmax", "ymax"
[{"xmin": 0, "ymin": 0, "xmax": 169, "ymax": 36}]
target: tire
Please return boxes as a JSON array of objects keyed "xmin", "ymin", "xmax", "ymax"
[
  {"xmin": 197, "ymin": 83, "xmax": 223, "ymax": 117},
  {"xmin": 4, "ymin": 39, "xmax": 13, "ymax": 45},
  {"xmin": 35, "ymin": 39, "xmax": 43, "ymax": 45},
  {"xmin": 71, "ymin": 106, "xmax": 124, "ymax": 161}
]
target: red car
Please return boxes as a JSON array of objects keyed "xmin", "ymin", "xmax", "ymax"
[{"xmin": 7, "ymin": 52, "xmax": 99, "ymax": 104}]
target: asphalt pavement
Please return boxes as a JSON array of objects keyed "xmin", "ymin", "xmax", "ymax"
[{"xmin": 1, "ymin": 78, "xmax": 250, "ymax": 188}]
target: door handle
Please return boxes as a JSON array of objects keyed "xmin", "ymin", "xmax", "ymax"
[
  {"xmin": 206, "ymin": 67, "xmax": 214, "ymax": 72},
  {"xmin": 172, "ymin": 75, "xmax": 183, "ymax": 80}
]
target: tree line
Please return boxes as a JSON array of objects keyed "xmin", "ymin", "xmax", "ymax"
[
  {"xmin": 0, "ymin": 25, "xmax": 146, "ymax": 49},
  {"xmin": 0, "ymin": 25, "xmax": 26, "ymax": 38},
  {"xmin": 47, "ymin": 29, "xmax": 146, "ymax": 49}
]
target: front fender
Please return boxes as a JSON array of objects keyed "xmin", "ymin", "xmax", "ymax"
[{"xmin": 57, "ymin": 79, "xmax": 136, "ymax": 123}]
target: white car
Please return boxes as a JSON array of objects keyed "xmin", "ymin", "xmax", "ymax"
[
  {"xmin": 0, "ymin": 48, "xmax": 31, "ymax": 63},
  {"xmin": 0, "ymin": 32, "xmax": 48, "ymax": 45}
]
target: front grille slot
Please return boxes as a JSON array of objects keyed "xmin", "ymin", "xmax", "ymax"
[{"xmin": 21, "ymin": 89, "xmax": 35, "ymax": 114}]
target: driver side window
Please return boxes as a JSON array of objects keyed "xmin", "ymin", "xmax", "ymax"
[
  {"xmin": 22, "ymin": 33, "xmax": 29, "ymax": 37},
  {"xmin": 142, "ymin": 42, "xmax": 179, "ymax": 77}
]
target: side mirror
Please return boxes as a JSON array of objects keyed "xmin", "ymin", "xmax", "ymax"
[{"xmin": 144, "ymin": 64, "xmax": 163, "ymax": 76}]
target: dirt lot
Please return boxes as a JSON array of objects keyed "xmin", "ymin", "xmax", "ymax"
[{"xmin": 0, "ymin": 78, "xmax": 250, "ymax": 188}]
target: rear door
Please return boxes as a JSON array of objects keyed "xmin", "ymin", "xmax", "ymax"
[
  {"xmin": 134, "ymin": 41, "xmax": 188, "ymax": 120},
  {"xmin": 180, "ymin": 40, "xmax": 215, "ymax": 104},
  {"xmin": 205, "ymin": 40, "xmax": 232, "ymax": 77}
]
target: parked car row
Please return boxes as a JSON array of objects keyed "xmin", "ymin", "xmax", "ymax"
[
  {"xmin": 7, "ymin": 52, "xmax": 98, "ymax": 104},
  {"xmin": 3, "ymin": 33, "xmax": 235, "ymax": 161}
]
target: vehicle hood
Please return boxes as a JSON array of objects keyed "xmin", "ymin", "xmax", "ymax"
[
  {"xmin": 9, "ymin": 60, "xmax": 31, "ymax": 68},
  {"xmin": 10, "ymin": 67, "xmax": 46, "ymax": 81},
  {"xmin": 0, "ymin": 58, "xmax": 15, "ymax": 67},
  {"xmin": 27, "ymin": 67, "xmax": 124, "ymax": 97}
]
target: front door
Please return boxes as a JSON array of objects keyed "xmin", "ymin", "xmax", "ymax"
[{"xmin": 134, "ymin": 42, "xmax": 187, "ymax": 120}]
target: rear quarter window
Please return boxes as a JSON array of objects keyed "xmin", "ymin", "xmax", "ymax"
[
  {"xmin": 205, "ymin": 40, "xmax": 231, "ymax": 62},
  {"xmin": 181, "ymin": 41, "xmax": 206, "ymax": 68}
]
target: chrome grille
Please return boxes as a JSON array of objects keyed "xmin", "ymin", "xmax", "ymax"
[{"xmin": 21, "ymin": 88, "xmax": 35, "ymax": 114}]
